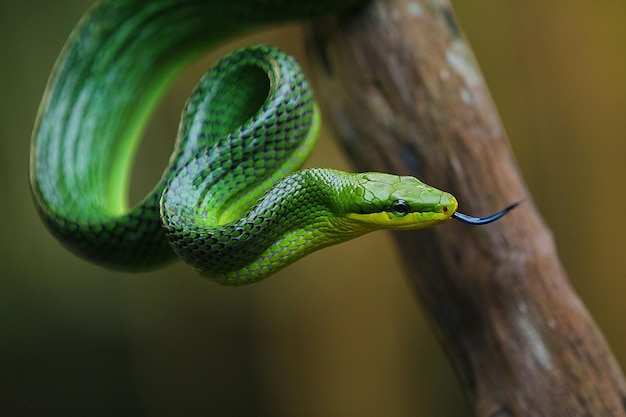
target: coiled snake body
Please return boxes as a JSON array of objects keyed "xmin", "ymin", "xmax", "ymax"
[{"xmin": 30, "ymin": 0, "xmax": 513, "ymax": 285}]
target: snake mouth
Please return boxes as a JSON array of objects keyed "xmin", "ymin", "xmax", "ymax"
[
  {"xmin": 345, "ymin": 194, "xmax": 458, "ymax": 231},
  {"xmin": 345, "ymin": 209, "xmax": 455, "ymax": 231}
]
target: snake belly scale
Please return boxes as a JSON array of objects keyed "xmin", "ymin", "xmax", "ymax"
[{"xmin": 29, "ymin": 0, "xmax": 503, "ymax": 285}]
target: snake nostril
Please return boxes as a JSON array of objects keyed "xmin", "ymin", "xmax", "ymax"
[{"xmin": 442, "ymin": 206, "xmax": 448, "ymax": 213}]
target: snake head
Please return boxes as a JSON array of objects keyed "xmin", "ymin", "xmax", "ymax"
[{"xmin": 342, "ymin": 172, "xmax": 457, "ymax": 231}]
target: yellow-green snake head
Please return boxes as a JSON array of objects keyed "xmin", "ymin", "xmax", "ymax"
[{"xmin": 341, "ymin": 172, "xmax": 457, "ymax": 232}]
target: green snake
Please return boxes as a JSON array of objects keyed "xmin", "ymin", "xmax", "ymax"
[{"xmin": 29, "ymin": 0, "xmax": 516, "ymax": 285}]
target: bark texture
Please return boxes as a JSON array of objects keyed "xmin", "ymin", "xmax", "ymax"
[{"xmin": 305, "ymin": 0, "xmax": 626, "ymax": 415}]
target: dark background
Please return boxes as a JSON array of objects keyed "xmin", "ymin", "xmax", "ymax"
[{"xmin": 1, "ymin": 1, "xmax": 625, "ymax": 415}]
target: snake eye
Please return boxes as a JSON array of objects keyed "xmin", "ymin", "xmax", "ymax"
[{"xmin": 390, "ymin": 199, "xmax": 411, "ymax": 217}]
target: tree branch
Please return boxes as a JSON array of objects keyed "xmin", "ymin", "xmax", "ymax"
[{"xmin": 305, "ymin": 0, "xmax": 626, "ymax": 415}]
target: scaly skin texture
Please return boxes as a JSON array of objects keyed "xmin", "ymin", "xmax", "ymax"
[{"xmin": 30, "ymin": 0, "xmax": 458, "ymax": 285}]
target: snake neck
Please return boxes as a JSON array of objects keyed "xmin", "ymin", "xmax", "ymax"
[{"xmin": 161, "ymin": 168, "xmax": 365, "ymax": 285}]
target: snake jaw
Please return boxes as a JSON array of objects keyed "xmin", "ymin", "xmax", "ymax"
[
  {"xmin": 344, "ymin": 195, "xmax": 458, "ymax": 231},
  {"xmin": 345, "ymin": 211, "xmax": 454, "ymax": 231}
]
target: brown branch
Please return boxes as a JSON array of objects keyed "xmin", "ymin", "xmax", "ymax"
[{"xmin": 304, "ymin": 0, "xmax": 626, "ymax": 415}]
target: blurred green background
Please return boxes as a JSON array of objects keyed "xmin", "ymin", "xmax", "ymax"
[{"xmin": 1, "ymin": 1, "xmax": 625, "ymax": 415}]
